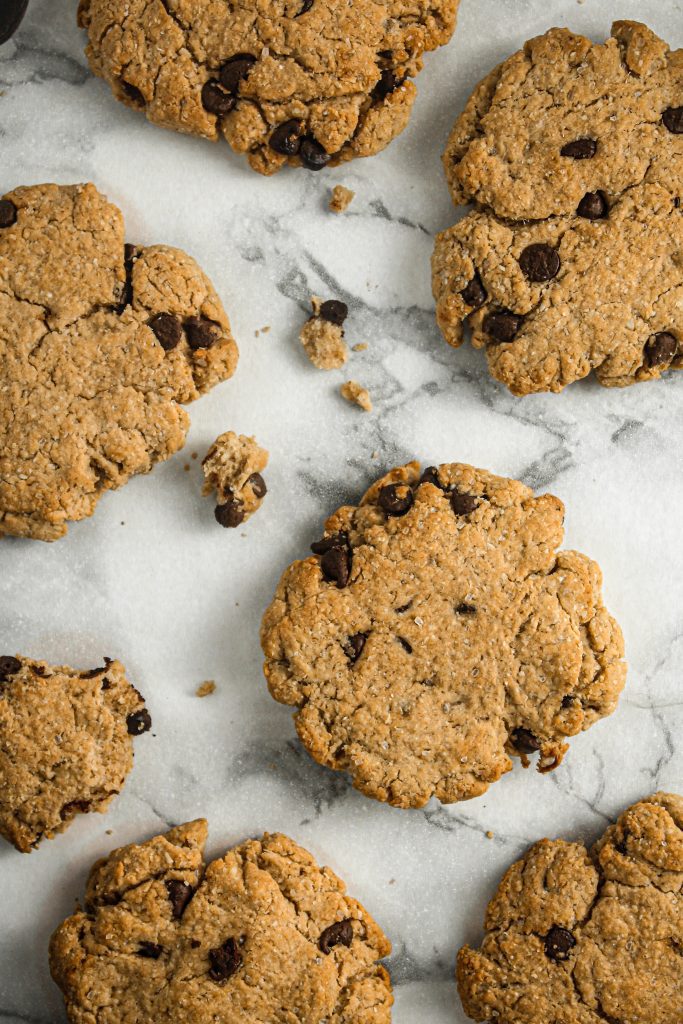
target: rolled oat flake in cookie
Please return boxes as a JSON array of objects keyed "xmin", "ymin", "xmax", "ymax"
[{"xmin": 261, "ymin": 461, "xmax": 625, "ymax": 808}]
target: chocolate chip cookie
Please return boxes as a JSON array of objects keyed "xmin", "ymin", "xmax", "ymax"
[
  {"xmin": 458, "ymin": 791, "xmax": 683, "ymax": 1024},
  {"xmin": 0, "ymin": 655, "xmax": 150, "ymax": 852},
  {"xmin": 261, "ymin": 461, "xmax": 625, "ymax": 809},
  {"xmin": 0, "ymin": 183, "xmax": 238, "ymax": 541},
  {"xmin": 50, "ymin": 820, "xmax": 393, "ymax": 1022},
  {"xmin": 202, "ymin": 431, "xmax": 268, "ymax": 528},
  {"xmin": 433, "ymin": 21, "xmax": 682, "ymax": 394},
  {"xmin": 77, "ymin": 0, "xmax": 460, "ymax": 175}
]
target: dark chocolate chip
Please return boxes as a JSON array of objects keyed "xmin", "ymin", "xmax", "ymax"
[
  {"xmin": 544, "ymin": 926, "xmax": 576, "ymax": 962},
  {"xmin": 483, "ymin": 310, "xmax": 523, "ymax": 344},
  {"xmin": 450, "ymin": 489, "xmax": 478, "ymax": 516},
  {"xmin": 166, "ymin": 879, "xmax": 194, "ymax": 919},
  {"xmin": 455, "ymin": 603, "xmax": 477, "ymax": 615},
  {"xmin": 662, "ymin": 106, "xmax": 683, "ymax": 134},
  {"xmin": 120, "ymin": 80, "xmax": 145, "ymax": 106},
  {"xmin": 397, "ymin": 636, "xmax": 413, "ymax": 653},
  {"xmin": 149, "ymin": 313, "xmax": 182, "ymax": 351},
  {"xmin": 0, "ymin": 0, "xmax": 29, "ymax": 45},
  {"xmin": 185, "ymin": 316, "xmax": 221, "ymax": 350},
  {"xmin": 101, "ymin": 677, "xmax": 112, "ymax": 690},
  {"xmin": 300, "ymin": 135, "xmax": 330, "ymax": 171},
  {"xmin": 137, "ymin": 941, "xmax": 163, "ymax": 959},
  {"xmin": 296, "ymin": 0, "xmax": 314, "ymax": 14},
  {"xmin": 270, "ymin": 119, "xmax": 303, "ymax": 155},
  {"xmin": 460, "ymin": 272, "xmax": 487, "ymax": 309},
  {"xmin": 81, "ymin": 658, "xmax": 113, "ymax": 679},
  {"xmin": 31, "ymin": 664, "xmax": 48, "ymax": 677},
  {"xmin": 560, "ymin": 138, "xmax": 597, "ymax": 159},
  {"xmin": 191, "ymin": 939, "xmax": 201, "ymax": 948},
  {"xmin": 561, "ymin": 694, "xmax": 575, "ymax": 708},
  {"xmin": 0, "ymin": 656, "xmax": 21, "ymax": 682},
  {"xmin": 343, "ymin": 633, "xmax": 367, "ymax": 663},
  {"xmin": 511, "ymin": 727, "xmax": 540, "ymax": 754},
  {"xmin": 319, "ymin": 299, "xmax": 348, "ymax": 325},
  {"xmin": 0, "ymin": 198, "xmax": 18, "ymax": 228},
  {"xmin": 378, "ymin": 483, "xmax": 414, "ymax": 517},
  {"xmin": 577, "ymin": 191, "xmax": 608, "ymax": 220},
  {"xmin": 208, "ymin": 937, "xmax": 242, "ymax": 982},
  {"xmin": 219, "ymin": 54, "xmax": 256, "ymax": 93},
  {"xmin": 248, "ymin": 472, "xmax": 267, "ymax": 499},
  {"xmin": 419, "ymin": 466, "xmax": 445, "ymax": 489},
  {"xmin": 319, "ymin": 920, "xmax": 353, "ymax": 954},
  {"xmin": 126, "ymin": 708, "xmax": 152, "ymax": 735},
  {"xmin": 372, "ymin": 69, "xmax": 403, "ymax": 99},
  {"xmin": 518, "ymin": 243, "xmax": 560, "ymax": 282},
  {"xmin": 321, "ymin": 546, "xmax": 351, "ymax": 588},
  {"xmin": 215, "ymin": 499, "xmax": 245, "ymax": 528},
  {"xmin": 311, "ymin": 531, "xmax": 348, "ymax": 555},
  {"xmin": 201, "ymin": 80, "xmax": 236, "ymax": 116},
  {"xmin": 644, "ymin": 331, "xmax": 677, "ymax": 367}
]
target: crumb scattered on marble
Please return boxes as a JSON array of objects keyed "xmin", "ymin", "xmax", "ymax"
[
  {"xmin": 196, "ymin": 680, "xmax": 216, "ymax": 698},
  {"xmin": 371, "ymin": 451, "xmax": 379, "ymax": 459},
  {"xmin": 329, "ymin": 184, "xmax": 355, "ymax": 213},
  {"xmin": 191, "ymin": 452, "xmax": 198, "ymax": 460},
  {"xmin": 183, "ymin": 464, "xmax": 190, "ymax": 471},
  {"xmin": 105, "ymin": 829, "xmax": 113, "ymax": 835},
  {"xmin": 485, "ymin": 830, "xmax": 494, "ymax": 840},
  {"xmin": 203, "ymin": 432, "xmax": 269, "ymax": 528},
  {"xmin": 300, "ymin": 296, "xmax": 349, "ymax": 369},
  {"xmin": 340, "ymin": 380, "xmax": 372, "ymax": 412},
  {"xmin": 352, "ymin": 343, "xmax": 367, "ymax": 352}
]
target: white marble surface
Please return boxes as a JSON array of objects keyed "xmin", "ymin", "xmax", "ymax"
[{"xmin": 1, "ymin": 1, "xmax": 682, "ymax": 1020}]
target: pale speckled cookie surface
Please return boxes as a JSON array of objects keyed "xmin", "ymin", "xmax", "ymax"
[
  {"xmin": 261, "ymin": 461, "xmax": 625, "ymax": 809},
  {"xmin": 78, "ymin": 0, "xmax": 460, "ymax": 176},
  {"xmin": 50, "ymin": 820, "xmax": 393, "ymax": 1023},
  {"xmin": 458, "ymin": 792, "xmax": 683, "ymax": 1024},
  {"xmin": 0, "ymin": 654, "xmax": 150, "ymax": 853},
  {"xmin": 0, "ymin": 183, "xmax": 238, "ymax": 541}
]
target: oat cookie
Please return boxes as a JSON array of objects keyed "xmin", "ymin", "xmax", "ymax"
[
  {"xmin": 300, "ymin": 297, "xmax": 349, "ymax": 369},
  {"xmin": 458, "ymin": 792, "xmax": 683, "ymax": 1024},
  {"xmin": 78, "ymin": 0, "xmax": 459, "ymax": 176},
  {"xmin": 433, "ymin": 22, "xmax": 682, "ymax": 395},
  {"xmin": 0, "ymin": 654, "xmax": 150, "ymax": 852},
  {"xmin": 0, "ymin": 183, "xmax": 238, "ymax": 541},
  {"xmin": 202, "ymin": 431, "xmax": 268, "ymax": 528},
  {"xmin": 261, "ymin": 461, "xmax": 625, "ymax": 809},
  {"xmin": 50, "ymin": 820, "xmax": 393, "ymax": 1023}
]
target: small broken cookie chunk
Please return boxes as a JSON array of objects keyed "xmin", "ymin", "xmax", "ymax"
[
  {"xmin": 0, "ymin": 183, "xmax": 238, "ymax": 541},
  {"xmin": 196, "ymin": 680, "xmax": 216, "ymax": 698},
  {"xmin": 0, "ymin": 655, "xmax": 150, "ymax": 852},
  {"xmin": 340, "ymin": 380, "xmax": 372, "ymax": 411},
  {"xmin": 300, "ymin": 296, "xmax": 349, "ymax": 369},
  {"xmin": 329, "ymin": 185, "xmax": 356, "ymax": 213},
  {"xmin": 202, "ymin": 431, "xmax": 268, "ymax": 529},
  {"xmin": 50, "ymin": 821, "xmax": 393, "ymax": 1022},
  {"xmin": 261, "ymin": 461, "xmax": 625, "ymax": 809},
  {"xmin": 457, "ymin": 792, "xmax": 683, "ymax": 1024}
]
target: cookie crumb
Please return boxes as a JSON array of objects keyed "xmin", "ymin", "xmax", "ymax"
[
  {"xmin": 300, "ymin": 296, "xmax": 349, "ymax": 370},
  {"xmin": 352, "ymin": 343, "xmax": 367, "ymax": 352},
  {"xmin": 261, "ymin": 325, "xmax": 271, "ymax": 334},
  {"xmin": 202, "ymin": 432, "xmax": 269, "ymax": 528},
  {"xmin": 196, "ymin": 680, "xmax": 216, "ymax": 698},
  {"xmin": 329, "ymin": 185, "xmax": 355, "ymax": 213},
  {"xmin": 191, "ymin": 452, "xmax": 198, "ymax": 460},
  {"xmin": 485, "ymin": 830, "xmax": 494, "ymax": 840},
  {"xmin": 340, "ymin": 380, "xmax": 372, "ymax": 412},
  {"xmin": 183, "ymin": 464, "xmax": 190, "ymax": 471}
]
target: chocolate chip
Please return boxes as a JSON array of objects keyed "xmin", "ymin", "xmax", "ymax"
[
  {"xmin": 419, "ymin": 466, "xmax": 446, "ymax": 490},
  {"xmin": 149, "ymin": 313, "xmax": 182, "ymax": 351},
  {"xmin": 561, "ymin": 694, "xmax": 575, "ymax": 708},
  {"xmin": 577, "ymin": 191, "xmax": 608, "ymax": 220},
  {"xmin": 544, "ymin": 926, "xmax": 576, "ymax": 962},
  {"xmin": 0, "ymin": 198, "xmax": 18, "ymax": 228},
  {"xmin": 201, "ymin": 81, "xmax": 236, "ymax": 116},
  {"xmin": 296, "ymin": 0, "xmax": 314, "ymax": 14},
  {"xmin": 456, "ymin": 603, "xmax": 476, "ymax": 615},
  {"xmin": 208, "ymin": 937, "xmax": 242, "ymax": 982},
  {"xmin": 483, "ymin": 310, "xmax": 523, "ymax": 344},
  {"xmin": 101, "ymin": 678, "xmax": 112, "ymax": 690},
  {"xmin": 397, "ymin": 636, "xmax": 413, "ymax": 653},
  {"xmin": 560, "ymin": 138, "xmax": 597, "ymax": 159},
  {"xmin": 372, "ymin": 69, "xmax": 403, "ymax": 99},
  {"xmin": 343, "ymin": 633, "xmax": 367, "ymax": 663},
  {"xmin": 120, "ymin": 80, "xmax": 145, "ymax": 106},
  {"xmin": 117, "ymin": 244, "xmax": 136, "ymax": 311},
  {"xmin": 319, "ymin": 299, "xmax": 348, "ymax": 325},
  {"xmin": 215, "ymin": 499, "xmax": 245, "ymax": 528},
  {"xmin": 248, "ymin": 473, "xmax": 267, "ymax": 499},
  {"xmin": 511, "ymin": 727, "xmax": 539, "ymax": 753},
  {"xmin": 378, "ymin": 483, "xmax": 414, "ymax": 517},
  {"xmin": 300, "ymin": 136, "xmax": 330, "ymax": 171},
  {"xmin": 0, "ymin": 656, "xmax": 21, "ymax": 682},
  {"xmin": 319, "ymin": 920, "xmax": 353, "ymax": 954},
  {"xmin": 395, "ymin": 601, "xmax": 413, "ymax": 613},
  {"xmin": 460, "ymin": 272, "xmax": 487, "ymax": 309},
  {"xmin": 270, "ymin": 119, "xmax": 303, "ymax": 155},
  {"xmin": 219, "ymin": 54, "xmax": 256, "ymax": 93},
  {"xmin": 321, "ymin": 546, "xmax": 351, "ymax": 588},
  {"xmin": 450, "ymin": 489, "xmax": 478, "ymax": 516},
  {"xmin": 81, "ymin": 658, "xmax": 113, "ymax": 678},
  {"xmin": 519, "ymin": 243, "xmax": 560, "ymax": 282},
  {"xmin": 662, "ymin": 107, "xmax": 683, "ymax": 134},
  {"xmin": 126, "ymin": 708, "xmax": 152, "ymax": 735},
  {"xmin": 191, "ymin": 939, "xmax": 201, "ymax": 948},
  {"xmin": 0, "ymin": 0, "xmax": 29, "ymax": 45},
  {"xmin": 185, "ymin": 316, "xmax": 221, "ymax": 350},
  {"xmin": 137, "ymin": 941, "xmax": 163, "ymax": 959},
  {"xmin": 311, "ymin": 531, "xmax": 348, "ymax": 555},
  {"xmin": 644, "ymin": 331, "xmax": 677, "ymax": 367},
  {"xmin": 166, "ymin": 879, "xmax": 194, "ymax": 919},
  {"xmin": 59, "ymin": 799, "xmax": 91, "ymax": 820}
]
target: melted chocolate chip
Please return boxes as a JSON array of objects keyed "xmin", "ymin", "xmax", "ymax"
[
  {"xmin": 319, "ymin": 920, "xmax": 353, "ymax": 954},
  {"xmin": 149, "ymin": 313, "xmax": 183, "ymax": 351},
  {"xmin": 519, "ymin": 243, "xmax": 560, "ymax": 282},
  {"xmin": 343, "ymin": 633, "xmax": 367, "ymax": 663},
  {"xmin": 378, "ymin": 483, "xmax": 414, "ymax": 517},
  {"xmin": 511, "ymin": 728, "xmax": 540, "ymax": 754},
  {"xmin": 419, "ymin": 466, "xmax": 445, "ymax": 489},
  {"xmin": 311, "ymin": 532, "xmax": 348, "ymax": 555},
  {"xmin": 662, "ymin": 106, "xmax": 683, "ymax": 134},
  {"xmin": 397, "ymin": 636, "xmax": 413, "ymax": 653},
  {"xmin": 126, "ymin": 708, "xmax": 152, "ymax": 735},
  {"xmin": 0, "ymin": 198, "xmax": 18, "ymax": 228},
  {"xmin": 120, "ymin": 80, "xmax": 145, "ymax": 106},
  {"xmin": 270, "ymin": 119, "xmax": 303, "ymax": 155},
  {"xmin": 560, "ymin": 138, "xmax": 597, "ymax": 159},
  {"xmin": 460, "ymin": 272, "xmax": 487, "ymax": 309},
  {"xmin": 455, "ymin": 603, "xmax": 477, "ymax": 615},
  {"xmin": 215, "ymin": 499, "xmax": 245, "ymax": 528},
  {"xmin": 319, "ymin": 299, "xmax": 348, "ymax": 325},
  {"xmin": 372, "ymin": 69, "xmax": 403, "ymax": 99},
  {"xmin": 201, "ymin": 81, "xmax": 236, "ymax": 116},
  {"xmin": 544, "ymin": 926, "xmax": 576, "ymax": 962},
  {"xmin": 577, "ymin": 191, "xmax": 608, "ymax": 220},
  {"xmin": 300, "ymin": 136, "xmax": 330, "ymax": 171},
  {"xmin": 208, "ymin": 937, "xmax": 242, "ymax": 982},
  {"xmin": 644, "ymin": 331, "xmax": 677, "ymax": 367},
  {"xmin": 219, "ymin": 54, "xmax": 256, "ymax": 93},
  {"xmin": 561, "ymin": 694, "xmax": 576, "ymax": 708},
  {"xmin": 321, "ymin": 546, "xmax": 351, "ymax": 588},
  {"xmin": 185, "ymin": 316, "xmax": 220, "ymax": 350},
  {"xmin": 248, "ymin": 472, "xmax": 267, "ymax": 499},
  {"xmin": 0, "ymin": 656, "xmax": 21, "ymax": 682},
  {"xmin": 483, "ymin": 310, "xmax": 523, "ymax": 344},
  {"xmin": 450, "ymin": 490, "xmax": 478, "ymax": 516},
  {"xmin": 166, "ymin": 879, "xmax": 194, "ymax": 919},
  {"xmin": 137, "ymin": 941, "xmax": 163, "ymax": 959}
]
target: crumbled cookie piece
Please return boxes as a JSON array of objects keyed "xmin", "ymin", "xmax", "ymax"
[
  {"xmin": 0, "ymin": 655, "xmax": 150, "ymax": 852},
  {"xmin": 261, "ymin": 461, "xmax": 625, "ymax": 808},
  {"xmin": 0, "ymin": 183, "xmax": 238, "ymax": 541},
  {"xmin": 329, "ymin": 185, "xmax": 356, "ymax": 213},
  {"xmin": 50, "ymin": 820, "xmax": 393, "ymax": 1022},
  {"xmin": 202, "ymin": 431, "xmax": 268, "ymax": 528},
  {"xmin": 340, "ymin": 380, "xmax": 372, "ymax": 412},
  {"xmin": 300, "ymin": 297, "xmax": 349, "ymax": 369},
  {"xmin": 196, "ymin": 680, "xmax": 216, "ymax": 697},
  {"xmin": 458, "ymin": 792, "xmax": 683, "ymax": 1024}
]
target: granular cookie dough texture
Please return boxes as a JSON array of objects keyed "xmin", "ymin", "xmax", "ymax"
[
  {"xmin": 50, "ymin": 820, "xmax": 393, "ymax": 1023},
  {"xmin": 261, "ymin": 461, "xmax": 625, "ymax": 809},
  {"xmin": 330, "ymin": 185, "xmax": 356, "ymax": 213},
  {"xmin": 341, "ymin": 380, "xmax": 372, "ymax": 412},
  {"xmin": 202, "ymin": 431, "xmax": 268, "ymax": 528},
  {"xmin": 433, "ymin": 22, "xmax": 682, "ymax": 395},
  {"xmin": 457, "ymin": 792, "xmax": 683, "ymax": 1024},
  {"xmin": 300, "ymin": 297, "xmax": 349, "ymax": 369},
  {"xmin": 0, "ymin": 654, "xmax": 150, "ymax": 853},
  {"xmin": 0, "ymin": 183, "xmax": 238, "ymax": 541},
  {"xmin": 78, "ymin": 0, "xmax": 460, "ymax": 176}
]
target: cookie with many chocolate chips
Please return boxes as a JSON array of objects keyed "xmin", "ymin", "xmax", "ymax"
[
  {"xmin": 457, "ymin": 792, "xmax": 683, "ymax": 1024},
  {"xmin": 0, "ymin": 183, "xmax": 238, "ymax": 540},
  {"xmin": 0, "ymin": 655, "xmax": 150, "ymax": 852},
  {"xmin": 50, "ymin": 820, "xmax": 393, "ymax": 1022},
  {"xmin": 261, "ymin": 462, "xmax": 625, "ymax": 809},
  {"xmin": 77, "ymin": 0, "xmax": 460, "ymax": 175},
  {"xmin": 433, "ymin": 22, "xmax": 683, "ymax": 394}
]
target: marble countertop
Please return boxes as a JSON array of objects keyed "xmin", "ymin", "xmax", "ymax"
[{"xmin": 1, "ymin": 1, "xmax": 682, "ymax": 1021}]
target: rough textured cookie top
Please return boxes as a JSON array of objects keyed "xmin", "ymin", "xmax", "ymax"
[
  {"xmin": 458, "ymin": 792, "xmax": 683, "ymax": 1024},
  {"xmin": 77, "ymin": 0, "xmax": 460, "ymax": 175},
  {"xmin": 50, "ymin": 820, "xmax": 393, "ymax": 1023},
  {"xmin": 0, "ymin": 183, "xmax": 238, "ymax": 540},
  {"xmin": 261, "ymin": 462, "xmax": 625, "ymax": 809}
]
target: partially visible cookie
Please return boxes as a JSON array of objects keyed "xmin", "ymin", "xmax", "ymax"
[
  {"xmin": 300, "ymin": 297, "xmax": 349, "ymax": 369},
  {"xmin": 0, "ymin": 654, "xmax": 150, "ymax": 852},
  {"xmin": 202, "ymin": 431, "xmax": 268, "ymax": 528},
  {"xmin": 0, "ymin": 183, "xmax": 238, "ymax": 541},
  {"xmin": 50, "ymin": 820, "xmax": 393, "ymax": 1023},
  {"xmin": 457, "ymin": 792, "xmax": 683, "ymax": 1024},
  {"xmin": 261, "ymin": 461, "xmax": 625, "ymax": 809}
]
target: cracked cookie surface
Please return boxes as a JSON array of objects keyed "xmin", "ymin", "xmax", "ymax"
[
  {"xmin": 50, "ymin": 819, "xmax": 393, "ymax": 1023},
  {"xmin": 0, "ymin": 654, "xmax": 150, "ymax": 852},
  {"xmin": 77, "ymin": 0, "xmax": 459, "ymax": 175},
  {"xmin": 433, "ymin": 21, "xmax": 683, "ymax": 395},
  {"xmin": 0, "ymin": 182, "xmax": 238, "ymax": 541},
  {"xmin": 457, "ymin": 792, "xmax": 683, "ymax": 1024},
  {"xmin": 260, "ymin": 461, "xmax": 625, "ymax": 809}
]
